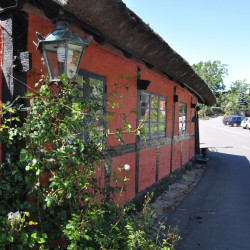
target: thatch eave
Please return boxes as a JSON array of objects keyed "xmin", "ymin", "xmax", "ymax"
[{"xmin": 4, "ymin": 0, "xmax": 216, "ymax": 105}]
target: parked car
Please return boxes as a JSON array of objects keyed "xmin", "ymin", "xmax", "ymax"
[
  {"xmin": 241, "ymin": 117, "xmax": 250, "ymax": 129},
  {"xmin": 228, "ymin": 115, "xmax": 243, "ymax": 127},
  {"xmin": 222, "ymin": 115, "xmax": 233, "ymax": 125},
  {"xmin": 246, "ymin": 119, "xmax": 250, "ymax": 130}
]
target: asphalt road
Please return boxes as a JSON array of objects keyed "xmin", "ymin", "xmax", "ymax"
[
  {"xmin": 167, "ymin": 116, "xmax": 250, "ymax": 250},
  {"xmin": 199, "ymin": 116, "xmax": 250, "ymax": 162}
]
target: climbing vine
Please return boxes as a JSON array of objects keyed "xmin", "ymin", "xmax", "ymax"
[{"xmin": 0, "ymin": 74, "xmax": 180, "ymax": 249}]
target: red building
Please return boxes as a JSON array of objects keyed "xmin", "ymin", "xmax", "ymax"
[{"xmin": 0, "ymin": 0, "xmax": 216, "ymax": 204}]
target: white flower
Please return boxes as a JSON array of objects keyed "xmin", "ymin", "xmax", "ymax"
[
  {"xmin": 124, "ymin": 164, "xmax": 130, "ymax": 171},
  {"xmin": 7, "ymin": 211, "xmax": 21, "ymax": 225}
]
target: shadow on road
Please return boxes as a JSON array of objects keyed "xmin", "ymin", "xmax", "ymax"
[
  {"xmin": 201, "ymin": 146, "xmax": 234, "ymax": 153},
  {"xmin": 167, "ymin": 149, "xmax": 250, "ymax": 250}
]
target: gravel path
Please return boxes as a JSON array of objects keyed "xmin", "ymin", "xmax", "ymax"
[{"xmin": 150, "ymin": 163, "xmax": 206, "ymax": 226}]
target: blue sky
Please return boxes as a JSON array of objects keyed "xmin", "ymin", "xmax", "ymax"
[{"xmin": 122, "ymin": 0, "xmax": 250, "ymax": 89}]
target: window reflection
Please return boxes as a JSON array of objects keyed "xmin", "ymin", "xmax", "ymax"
[{"xmin": 140, "ymin": 91, "xmax": 166, "ymax": 138}]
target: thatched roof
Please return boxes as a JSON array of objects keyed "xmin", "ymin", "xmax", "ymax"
[{"xmin": 2, "ymin": 0, "xmax": 216, "ymax": 105}]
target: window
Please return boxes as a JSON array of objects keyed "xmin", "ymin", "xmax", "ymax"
[
  {"xmin": 78, "ymin": 69, "xmax": 106, "ymax": 144},
  {"xmin": 179, "ymin": 102, "xmax": 187, "ymax": 134},
  {"xmin": 140, "ymin": 91, "xmax": 166, "ymax": 138}
]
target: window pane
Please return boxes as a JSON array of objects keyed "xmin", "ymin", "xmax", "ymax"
[
  {"xmin": 183, "ymin": 121, "xmax": 186, "ymax": 131},
  {"xmin": 141, "ymin": 108, "xmax": 150, "ymax": 121},
  {"xmin": 183, "ymin": 103, "xmax": 187, "ymax": 113},
  {"xmin": 159, "ymin": 110, "xmax": 165, "ymax": 122},
  {"xmin": 151, "ymin": 95, "xmax": 158, "ymax": 109},
  {"xmin": 151, "ymin": 123, "xmax": 158, "ymax": 136},
  {"xmin": 78, "ymin": 69, "xmax": 106, "ymax": 145},
  {"xmin": 151, "ymin": 109, "xmax": 158, "ymax": 122},
  {"xmin": 179, "ymin": 121, "xmax": 183, "ymax": 134},
  {"xmin": 140, "ymin": 92, "xmax": 150, "ymax": 120},
  {"xmin": 89, "ymin": 78, "xmax": 104, "ymax": 100},
  {"xmin": 159, "ymin": 123, "xmax": 165, "ymax": 135},
  {"xmin": 179, "ymin": 102, "xmax": 186, "ymax": 134},
  {"xmin": 180, "ymin": 115, "xmax": 185, "ymax": 122},
  {"xmin": 179, "ymin": 103, "xmax": 183, "ymax": 116},
  {"xmin": 159, "ymin": 98, "xmax": 166, "ymax": 111},
  {"xmin": 141, "ymin": 123, "xmax": 150, "ymax": 137},
  {"xmin": 139, "ymin": 92, "xmax": 166, "ymax": 139},
  {"xmin": 89, "ymin": 124, "xmax": 104, "ymax": 145},
  {"xmin": 141, "ymin": 92, "xmax": 150, "ymax": 106}
]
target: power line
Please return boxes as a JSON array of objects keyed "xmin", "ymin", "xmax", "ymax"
[{"xmin": 7, "ymin": 73, "xmax": 38, "ymax": 94}]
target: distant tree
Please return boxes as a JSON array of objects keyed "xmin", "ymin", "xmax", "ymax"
[
  {"xmin": 192, "ymin": 60, "xmax": 228, "ymax": 106},
  {"xmin": 230, "ymin": 79, "xmax": 247, "ymax": 94},
  {"xmin": 220, "ymin": 91, "xmax": 238, "ymax": 114},
  {"xmin": 237, "ymin": 86, "xmax": 249, "ymax": 108},
  {"xmin": 221, "ymin": 80, "xmax": 249, "ymax": 115}
]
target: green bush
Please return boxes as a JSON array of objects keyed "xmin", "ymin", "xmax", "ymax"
[{"xmin": 0, "ymin": 74, "xmax": 180, "ymax": 249}]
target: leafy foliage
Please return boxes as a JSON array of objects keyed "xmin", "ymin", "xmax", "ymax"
[
  {"xmin": 221, "ymin": 80, "xmax": 250, "ymax": 115},
  {"xmin": 192, "ymin": 60, "xmax": 228, "ymax": 97},
  {"xmin": 237, "ymin": 86, "xmax": 249, "ymax": 108},
  {"xmin": 0, "ymin": 74, "xmax": 180, "ymax": 249},
  {"xmin": 192, "ymin": 60, "xmax": 228, "ymax": 107}
]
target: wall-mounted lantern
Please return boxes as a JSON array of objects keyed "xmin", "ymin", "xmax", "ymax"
[{"xmin": 34, "ymin": 20, "xmax": 92, "ymax": 82}]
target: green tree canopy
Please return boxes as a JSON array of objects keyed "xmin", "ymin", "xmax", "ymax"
[
  {"xmin": 221, "ymin": 80, "xmax": 250, "ymax": 115},
  {"xmin": 230, "ymin": 79, "xmax": 248, "ymax": 94},
  {"xmin": 192, "ymin": 60, "xmax": 228, "ymax": 100}
]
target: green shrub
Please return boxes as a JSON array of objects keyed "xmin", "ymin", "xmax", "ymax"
[{"xmin": 0, "ymin": 74, "xmax": 180, "ymax": 249}]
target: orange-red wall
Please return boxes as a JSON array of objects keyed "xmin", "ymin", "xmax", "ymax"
[
  {"xmin": 139, "ymin": 149, "xmax": 157, "ymax": 192},
  {"xmin": 111, "ymin": 153, "xmax": 136, "ymax": 204},
  {"xmin": 158, "ymin": 145, "xmax": 171, "ymax": 180},
  {"xmin": 172, "ymin": 141, "xmax": 182, "ymax": 172},
  {"xmin": 1, "ymin": 11, "xmax": 198, "ymax": 204}
]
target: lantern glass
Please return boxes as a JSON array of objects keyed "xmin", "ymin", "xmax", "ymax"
[
  {"xmin": 43, "ymin": 42, "xmax": 66, "ymax": 80},
  {"xmin": 42, "ymin": 42, "xmax": 85, "ymax": 81},
  {"xmin": 66, "ymin": 43, "xmax": 84, "ymax": 79}
]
